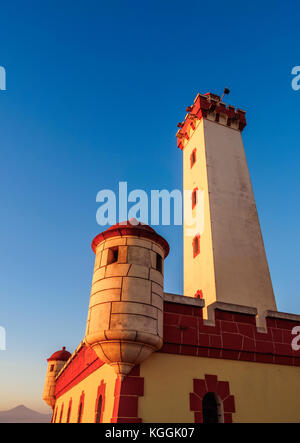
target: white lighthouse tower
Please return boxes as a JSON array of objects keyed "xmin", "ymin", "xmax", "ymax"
[{"xmin": 177, "ymin": 92, "xmax": 277, "ymax": 322}]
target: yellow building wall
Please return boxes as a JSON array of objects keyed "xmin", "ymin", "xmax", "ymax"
[
  {"xmin": 139, "ymin": 353, "xmax": 300, "ymax": 423},
  {"xmin": 53, "ymin": 364, "xmax": 117, "ymax": 423},
  {"xmin": 53, "ymin": 352, "xmax": 300, "ymax": 423}
]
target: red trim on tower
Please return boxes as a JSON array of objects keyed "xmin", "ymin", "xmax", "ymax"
[
  {"xmin": 111, "ymin": 365, "xmax": 144, "ymax": 423},
  {"xmin": 176, "ymin": 93, "xmax": 247, "ymax": 150},
  {"xmin": 194, "ymin": 290, "xmax": 203, "ymax": 299},
  {"xmin": 190, "ymin": 374, "xmax": 235, "ymax": 423},
  {"xmin": 95, "ymin": 380, "xmax": 106, "ymax": 423}
]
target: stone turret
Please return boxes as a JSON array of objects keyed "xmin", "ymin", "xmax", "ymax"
[
  {"xmin": 84, "ymin": 219, "xmax": 169, "ymax": 379},
  {"xmin": 42, "ymin": 347, "xmax": 71, "ymax": 408}
]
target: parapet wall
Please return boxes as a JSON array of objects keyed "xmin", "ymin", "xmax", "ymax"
[
  {"xmin": 161, "ymin": 294, "xmax": 300, "ymax": 367},
  {"xmin": 54, "ymin": 294, "xmax": 300, "ymax": 401},
  {"xmin": 55, "ymin": 343, "xmax": 104, "ymax": 399}
]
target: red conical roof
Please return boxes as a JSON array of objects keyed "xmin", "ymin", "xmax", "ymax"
[{"xmin": 47, "ymin": 347, "xmax": 71, "ymax": 362}]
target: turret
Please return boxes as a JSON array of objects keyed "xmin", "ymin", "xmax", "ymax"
[
  {"xmin": 84, "ymin": 219, "xmax": 169, "ymax": 379},
  {"xmin": 42, "ymin": 347, "xmax": 71, "ymax": 408}
]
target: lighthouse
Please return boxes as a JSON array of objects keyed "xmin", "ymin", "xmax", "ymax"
[
  {"xmin": 42, "ymin": 92, "xmax": 300, "ymax": 423},
  {"xmin": 177, "ymin": 92, "xmax": 277, "ymax": 322}
]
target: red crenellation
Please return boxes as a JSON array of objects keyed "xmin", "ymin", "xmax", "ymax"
[
  {"xmin": 160, "ymin": 301, "xmax": 300, "ymax": 366},
  {"xmin": 176, "ymin": 93, "xmax": 247, "ymax": 150}
]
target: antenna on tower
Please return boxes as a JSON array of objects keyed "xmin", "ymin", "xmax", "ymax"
[{"xmin": 220, "ymin": 87, "xmax": 230, "ymax": 102}]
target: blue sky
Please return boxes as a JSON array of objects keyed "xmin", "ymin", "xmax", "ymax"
[{"xmin": 0, "ymin": 0, "xmax": 299, "ymax": 412}]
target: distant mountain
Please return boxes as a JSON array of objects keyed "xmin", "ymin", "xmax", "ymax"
[{"xmin": 0, "ymin": 405, "xmax": 52, "ymax": 423}]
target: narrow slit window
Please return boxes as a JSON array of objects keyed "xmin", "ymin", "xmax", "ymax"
[
  {"xmin": 77, "ymin": 392, "xmax": 84, "ymax": 424},
  {"xmin": 107, "ymin": 247, "xmax": 118, "ymax": 265},
  {"xmin": 192, "ymin": 188, "xmax": 198, "ymax": 209},
  {"xmin": 59, "ymin": 404, "xmax": 64, "ymax": 423},
  {"xmin": 156, "ymin": 253, "xmax": 162, "ymax": 273},
  {"xmin": 190, "ymin": 149, "xmax": 197, "ymax": 168},
  {"xmin": 193, "ymin": 235, "xmax": 200, "ymax": 258},
  {"xmin": 77, "ymin": 402, "xmax": 83, "ymax": 423},
  {"xmin": 66, "ymin": 404, "xmax": 72, "ymax": 423},
  {"xmin": 53, "ymin": 407, "xmax": 58, "ymax": 423},
  {"xmin": 95, "ymin": 395, "xmax": 103, "ymax": 423}
]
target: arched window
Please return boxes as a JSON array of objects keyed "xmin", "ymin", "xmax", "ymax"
[
  {"xmin": 190, "ymin": 375, "xmax": 234, "ymax": 423},
  {"xmin": 202, "ymin": 393, "xmax": 223, "ymax": 423},
  {"xmin": 77, "ymin": 392, "xmax": 85, "ymax": 423},
  {"xmin": 53, "ymin": 406, "xmax": 58, "ymax": 423},
  {"xmin": 95, "ymin": 395, "xmax": 103, "ymax": 423},
  {"xmin": 77, "ymin": 402, "xmax": 83, "ymax": 423},
  {"xmin": 59, "ymin": 403, "xmax": 64, "ymax": 423},
  {"xmin": 94, "ymin": 380, "xmax": 106, "ymax": 423},
  {"xmin": 66, "ymin": 398, "xmax": 72, "ymax": 423}
]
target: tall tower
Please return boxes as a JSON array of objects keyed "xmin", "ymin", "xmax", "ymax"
[{"xmin": 177, "ymin": 92, "xmax": 277, "ymax": 321}]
